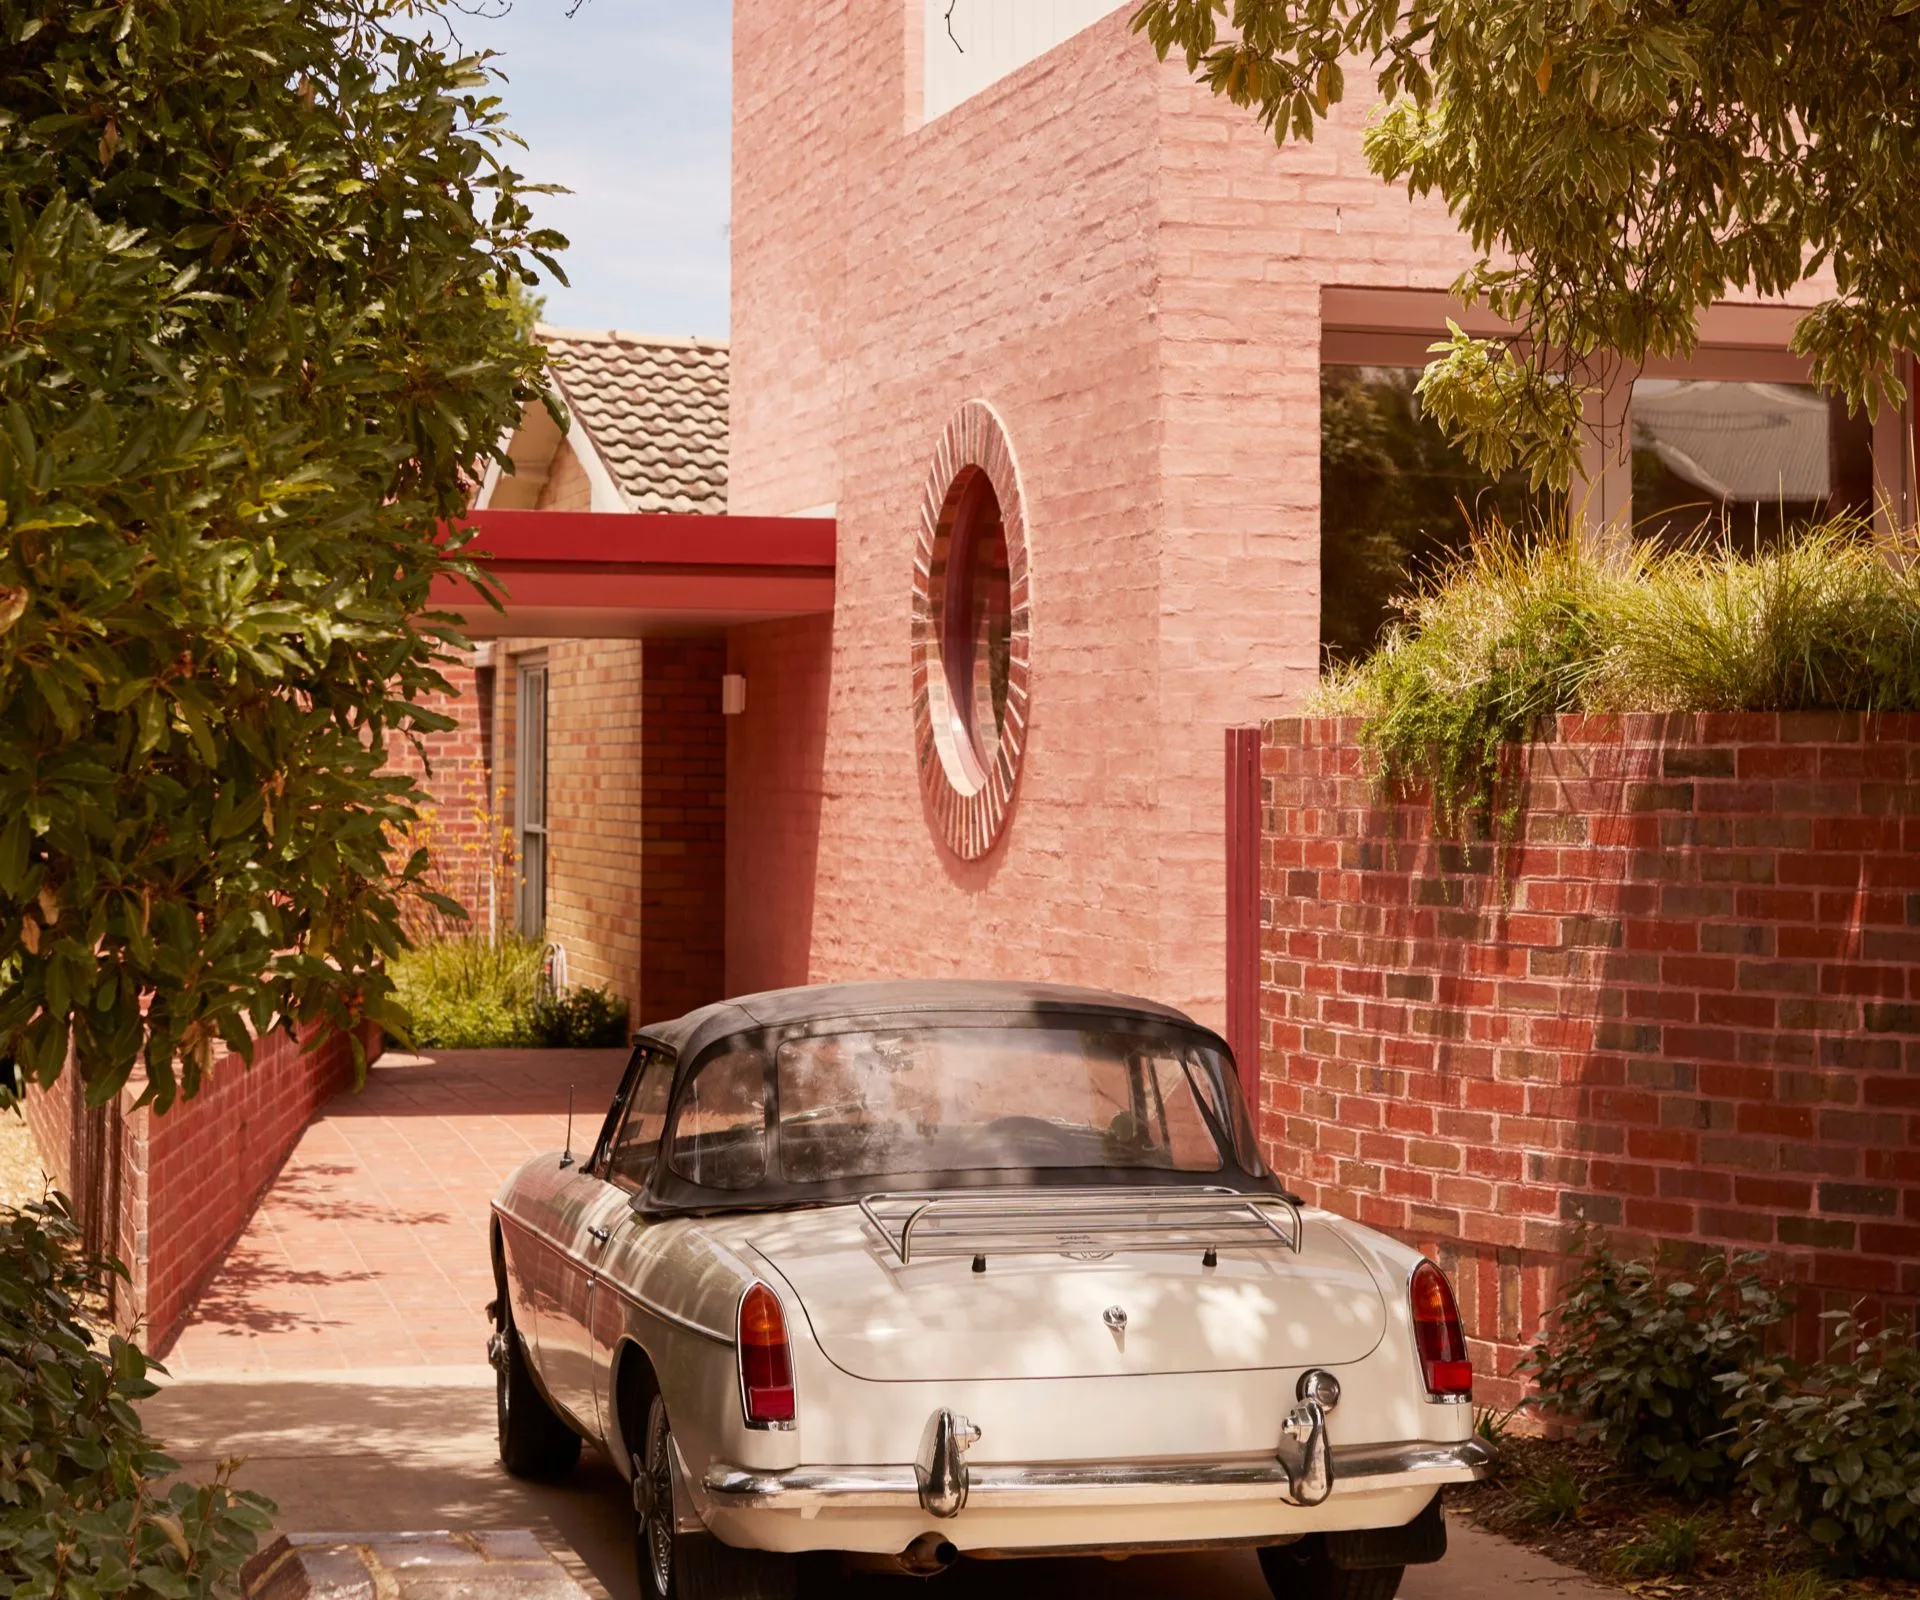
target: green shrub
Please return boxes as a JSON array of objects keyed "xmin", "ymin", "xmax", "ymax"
[
  {"xmin": 1318, "ymin": 519, "xmax": 1920, "ymax": 835},
  {"xmin": 391, "ymin": 935, "xmax": 546, "ymax": 1049},
  {"xmin": 1727, "ymin": 1314, "xmax": 1920, "ymax": 1579},
  {"xmin": 530, "ymin": 986, "xmax": 630, "ymax": 1049},
  {"xmin": 1, "ymin": 1197, "xmax": 272, "ymax": 1599},
  {"xmin": 1522, "ymin": 1242, "xmax": 1789, "ymax": 1497},
  {"xmin": 389, "ymin": 939, "xmax": 629, "ymax": 1050}
]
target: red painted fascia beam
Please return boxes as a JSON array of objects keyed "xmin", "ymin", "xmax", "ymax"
[{"xmin": 448, "ymin": 508, "xmax": 835, "ymax": 574}]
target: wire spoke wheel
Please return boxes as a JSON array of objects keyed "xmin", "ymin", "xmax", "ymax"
[{"xmin": 636, "ymin": 1395, "xmax": 676, "ymax": 1598}]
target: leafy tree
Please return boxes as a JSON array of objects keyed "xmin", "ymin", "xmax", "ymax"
[
  {"xmin": 1132, "ymin": 0, "xmax": 1920, "ymax": 489},
  {"xmin": 0, "ymin": 0, "xmax": 564, "ymax": 1111}
]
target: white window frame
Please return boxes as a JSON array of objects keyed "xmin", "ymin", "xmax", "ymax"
[
  {"xmin": 1320, "ymin": 292, "xmax": 1916, "ymax": 543},
  {"xmin": 515, "ymin": 655, "xmax": 549, "ymax": 938}
]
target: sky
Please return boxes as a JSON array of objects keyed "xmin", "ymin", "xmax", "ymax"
[{"xmin": 440, "ymin": 0, "xmax": 733, "ymax": 339}]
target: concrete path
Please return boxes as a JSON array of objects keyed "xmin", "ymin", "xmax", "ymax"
[{"xmin": 145, "ymin": 1047, "xmax": 1614, "ymax": 1600}]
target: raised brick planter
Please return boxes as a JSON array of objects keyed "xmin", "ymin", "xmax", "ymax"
[{"xmin": 1260, "ymin": 712, "xmax": 1920, "ymax": 1400}]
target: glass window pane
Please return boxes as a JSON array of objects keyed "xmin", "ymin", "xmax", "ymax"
[
  {"xmin": 1630, "ymin": 379, "xmax": 1875, "ymax": 551},
  {"xmin": 774, "ymin": 1026, "xmax": 1226, "ymax": 1185},
  {"xmin": 605, "ymin": 1054, "xmax": 674, "ymax": 1190},
  {"xmin": 669, "ymin": 1049, "xmax": 769, "ymax": 1190},
  {"xmin": 1319, "ymin": 366, "xmax": 1553, "ymax": 663}
]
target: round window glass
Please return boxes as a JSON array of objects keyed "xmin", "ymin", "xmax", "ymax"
[{"xmin": 933, "ymin": 468, "xmax": 1012, "ymax": 790}]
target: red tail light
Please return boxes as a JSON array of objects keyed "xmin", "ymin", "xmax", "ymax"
[
  {"xmin": 738, "ymin": 1283, "xmax": 796, "ymax": 1427},
  {"xmin": 1410, "ymin": 1260, "xmax": 1473, "ymax": 1400}
]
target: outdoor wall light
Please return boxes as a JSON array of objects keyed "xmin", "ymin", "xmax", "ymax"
[{"xmin": 721, "ymin": 673, "xmax": 747, "ymax": 716}]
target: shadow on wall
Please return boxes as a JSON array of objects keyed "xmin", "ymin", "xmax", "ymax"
[
  {"xmin": 726, "ymin": 615, "xmax": 832, "ymax": 995},
  {"xmin": 1260, "ymin": 712, "xmax": 1920, "ymax": 1405}
]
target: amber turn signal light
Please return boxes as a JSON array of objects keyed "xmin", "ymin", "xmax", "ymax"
[
  {"xmin": 738, "ymin": 1282, "xmax": 796, "ymax": 1426},
  {"xmin": 1410, "ymin": 1259, "xmax": 1473, "ymax": 1400}
]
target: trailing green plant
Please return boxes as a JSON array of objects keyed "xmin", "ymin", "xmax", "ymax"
[
  {"xmin": 1, "ymin": 1195, "xmax": 273, "ymax": 1598},
  {"xmin": 1611, "ymin": 1512, "xmax": 1710, "ymax": 1578},
  {"xmin": 1521, "ymin": 1241, "xmax": 1789, "ymax": 1498},
  {"xmin": 530, "ymin": 985, "xmax": 630, "ymax": 1049},
  {"xmin": 1317, "ymin": 521, "xmax": 1920, "ymax": 839},
  {"xmin": 1726, "ymin": 1312, "xmax": 1920, "ymax": 1580},
  {"xmin": 1314, "ymin": 522, "xmax": 1610, "ymax": 836}
]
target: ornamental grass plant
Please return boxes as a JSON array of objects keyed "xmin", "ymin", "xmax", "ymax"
[
  {"xmin": 389, "ymin": 935, "xmax": 546, "ymax": 1050},
  {"xmin": 389, "ymin": 935, "xmax": 630, "ymax": 1050},
  {"xmin": 1315, "ymin": 518, "xmax": 1920, "ymax": 832}
]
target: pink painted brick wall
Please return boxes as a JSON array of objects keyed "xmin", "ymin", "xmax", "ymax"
[
  {"xmin": 1261, "ymin": 713, "xmax": 1920, "ymax": 1399},
  {"xmin": 725, "ymin": 4, "xmax": 1836, "ymax": 1023}
]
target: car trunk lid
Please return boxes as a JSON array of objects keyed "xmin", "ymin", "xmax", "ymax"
[{"xmin": 746, "ymin": 1201, "xmax": 1387, "ymax": 1382}]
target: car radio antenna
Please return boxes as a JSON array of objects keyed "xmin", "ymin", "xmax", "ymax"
[{"xmin": 561, "ymin": 1085, "xmax": 575, "ymax": 1169}]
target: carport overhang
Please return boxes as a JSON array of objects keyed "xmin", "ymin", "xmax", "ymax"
[{"xmin": 430, "ymin": 509, "xmax": 836, "ymax": 639}]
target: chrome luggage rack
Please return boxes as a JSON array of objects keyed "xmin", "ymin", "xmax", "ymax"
[{"xmin": 857, "ymin": 1187, "xmax": 1305, "ymax": 1266}]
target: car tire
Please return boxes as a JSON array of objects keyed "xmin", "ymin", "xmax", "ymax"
[
  {"xmin": 1257, "ymin": 1539, "xmax": 1404, "ymax": 1600},
  {"xmin": 633, "ymin": 1392, "xmax": 798, "ymax": 1600},
  {"xmin": 493, "ymin": 1302, "xmax": 581, "ymax": 1481}
]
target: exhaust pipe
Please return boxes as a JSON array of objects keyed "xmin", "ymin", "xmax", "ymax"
[{"xmin": 898, "ymin": 1533, "xmax": 959, "ymax": 1577}]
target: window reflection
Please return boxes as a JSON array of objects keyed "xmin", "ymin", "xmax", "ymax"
[
  {"xmin": 1630, "ymin": 379, "xmax": 1874, "ymax": 551},
  {"xmin": 1319, "ymin": 366, "xmax": 1552, "ymax": 663}
]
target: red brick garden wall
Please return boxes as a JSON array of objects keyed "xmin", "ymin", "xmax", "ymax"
[
  {"xmin": 25, "ymin": 1022, "xmax": 375, "ymax": 1352},
  {"xmin": 1260, "ymin": 713, "xmax": 1920, "ymax": 1400}
]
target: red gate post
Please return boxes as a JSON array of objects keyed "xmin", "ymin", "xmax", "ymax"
[{"xmin": 1224, "ymin": 726, "xmax": 1262, "ymax": 1076}]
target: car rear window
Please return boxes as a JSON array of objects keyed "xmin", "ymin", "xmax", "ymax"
[{"xmin": 773, "ymin": 1025, "xmax": 1225, "ymax": 1185}]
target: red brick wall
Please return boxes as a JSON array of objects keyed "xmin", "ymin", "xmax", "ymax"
[
  {"xmin": 540, "ymin": 640, "xmax": 648, "ymax": 1008},
  {"xmin": 26, "ymin": 1022, "xmax": 373, "ymax": 1353},
  {"xmin": 401, "ymin": 637, "xmax": 727, "ymax": 1025},
  {"xmin": 384, "ymin": 659, "xmax": 504, "ymax": 936},
  {"xmin": 141, "ymin": 1023, "xmax": 372, "ymax": 1351},
  {"xmin": 638, "ymin": 639, "xmax": 728, "ymax": 1023},
  {"xmin": 1261, "ymin": 712, "xmax": 1920, "ymax": 1399}
]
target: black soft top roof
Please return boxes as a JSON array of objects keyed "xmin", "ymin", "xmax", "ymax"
[
  {"xmin": 632, "ymin": 980, "xmax": 1216, "ymax": 1068},
  {"xmin": 620, "ymin": 980, "xmax": 1274, "ymax": 1216}
]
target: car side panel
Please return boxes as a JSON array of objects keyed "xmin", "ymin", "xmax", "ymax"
[
  {"xmin": 493, "ymin": 1159, "xmax": 577, "ymax": 1340},
  {"xmin": 587, "ymin": 1216, "xmax": 801, "ymax": 1483}
]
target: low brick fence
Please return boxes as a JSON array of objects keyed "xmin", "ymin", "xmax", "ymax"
[
  {"xmin": 25, "ymin": 1021, "xmax": 376, "ymax": 1352},
  {"xmin": 1259, "ymin": 712, "xmax": 1920, "ymax": 1401}
]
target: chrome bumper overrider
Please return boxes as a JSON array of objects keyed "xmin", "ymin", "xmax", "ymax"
[{"xmin": 703, "ymin": 1439, "xmax": 1493, "ymax": 1513}]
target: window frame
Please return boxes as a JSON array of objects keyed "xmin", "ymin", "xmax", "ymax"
[
  {"xmin": 514, "ymin": 655, "xmax": 549, "ymax": 937},
  {"xmin": 600, "ymin": 1049, "xmax": 676, "ymax": 1195}
]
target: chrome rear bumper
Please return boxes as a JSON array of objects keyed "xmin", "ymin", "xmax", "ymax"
[{"xmin": 704, "ymin": 1439, "xmax": 1492, "ymax": 1512}]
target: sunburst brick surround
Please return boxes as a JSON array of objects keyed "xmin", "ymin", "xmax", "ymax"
[{"xmin": 910, "ymin": 401, "xmax": 1032, "ymax": 861}]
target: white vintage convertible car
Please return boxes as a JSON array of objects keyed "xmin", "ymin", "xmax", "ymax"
[{"xmin": 488, "ymin": 982, "xmax": 1487, "ymax": 1600}]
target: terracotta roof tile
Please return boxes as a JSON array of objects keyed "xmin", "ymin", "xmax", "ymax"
[{"xmin": 535, "ymin": 326, "xmax": 729, "ymax": 514}]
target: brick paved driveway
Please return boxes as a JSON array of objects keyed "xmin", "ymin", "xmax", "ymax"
[
  {"xmin": 146, "ymin": 1043, "xmax": 1610, "ymax": 1600},
  {"xmin": 162, "ymin": 1047, "xmax": 629, "ymax": 1377}
]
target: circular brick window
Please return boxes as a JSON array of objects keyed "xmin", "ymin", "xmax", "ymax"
[{"xmin": 912, "ymin": 402, "xmax": 1031, "ymax": 859}]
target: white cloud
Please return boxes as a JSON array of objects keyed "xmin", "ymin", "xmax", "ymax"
[{"xmin": 450, "ymin": 0, "xmax": 732, "ymax": 336}]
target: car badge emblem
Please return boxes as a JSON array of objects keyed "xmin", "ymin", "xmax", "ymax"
[
  {"xmin": 1102, "ymin": 1305, "xmax": 1128, "ymax": 1331},
  {"xmin": 1059, "ymin": 1232, "xmax": 1113, "ymax": 1261}
]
